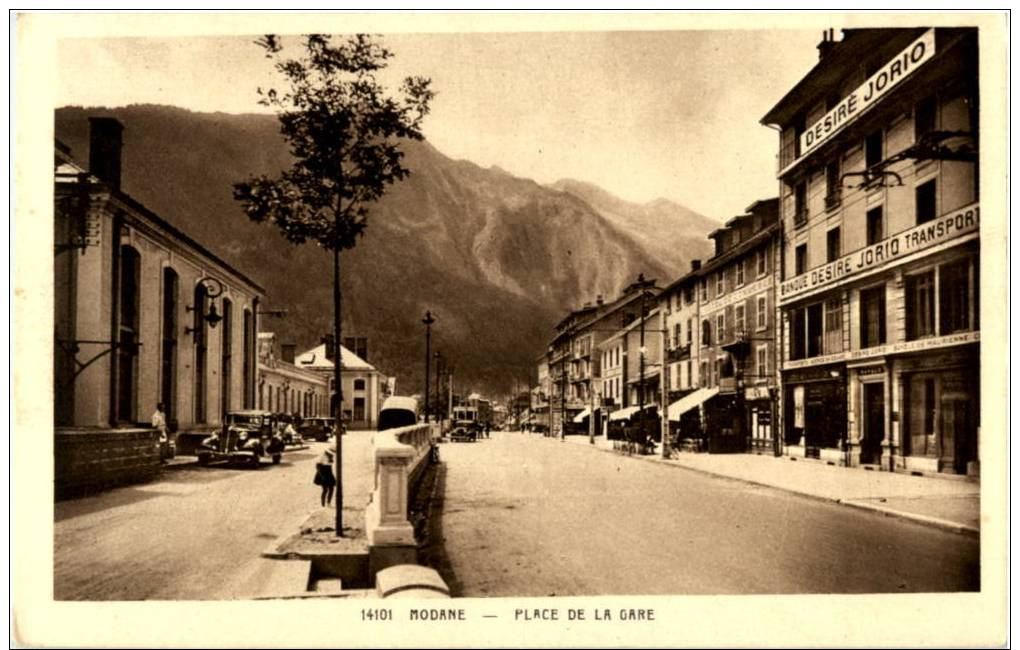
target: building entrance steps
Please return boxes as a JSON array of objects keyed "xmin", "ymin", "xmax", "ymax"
[{"xmin": 559, "ymin": 435, "xmax": 979, "ymax": 534}]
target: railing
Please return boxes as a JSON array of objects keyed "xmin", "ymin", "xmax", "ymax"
[{"xmin": 365, "ymin": 423, "xmax": 438, "ymax": 547}]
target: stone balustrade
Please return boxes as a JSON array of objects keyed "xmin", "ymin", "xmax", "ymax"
[{"xmin": 365, "ymin": 423, "xmax": 438, "ymax": 548}]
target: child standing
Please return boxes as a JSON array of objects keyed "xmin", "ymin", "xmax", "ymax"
[{"xmin": 313, "ymin": 446, "xmax": 336, "ymax": 507}]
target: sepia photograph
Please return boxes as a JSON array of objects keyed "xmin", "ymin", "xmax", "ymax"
[{"xmin": 12, "ymin": 9, "xmax": 1008, "ymax": 648}]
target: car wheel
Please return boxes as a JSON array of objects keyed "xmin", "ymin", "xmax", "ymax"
[
  {"xmin": 249, "ymin": 454, "xmax": 260, "ymax": 468},
  {"xmin": 272, "ymin": 454, "xmax": 282, "ymax": 465}
]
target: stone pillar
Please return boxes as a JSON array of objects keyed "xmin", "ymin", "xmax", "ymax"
[{"xmin": 366, "ymin": 432, "xmax": 415, "ymax": 547}]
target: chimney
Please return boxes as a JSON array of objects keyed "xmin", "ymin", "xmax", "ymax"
[
  {"xmin": 817, "ymin": 28, "xmax": 837, "ymax": 61},
  {"xmin": 88, "ymin": 117, "xmax": 124, "ymax": 191},
  {"xmin": 281, "ymin": 344, "xmax": 296, "ymax": 364},
  {"xmin": 691, "ymin": 259, "xmax": 702, "ymax": 271},
  {"xmin": 321, "ymin": 334, "xmax": 335, "ymax": 362}
]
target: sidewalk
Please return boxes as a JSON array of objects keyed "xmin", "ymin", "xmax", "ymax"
[{"xmin": 560, "ymin": 434, "xmax": 979, "ymax": 534}]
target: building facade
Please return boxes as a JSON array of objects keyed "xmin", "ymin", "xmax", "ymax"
[
  {"xmin": 762, "ymin": 28, "xmax": 979, "ymax": 475},
  {"xmin": 256, "ymin": 332, "xmax": 330, "ymax": 417},
  {"xmin": 295, "ymin": 342, "xmax": 384, "ymax": 429}
]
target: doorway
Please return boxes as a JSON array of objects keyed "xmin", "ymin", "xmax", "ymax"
[{"xmin": 861, "ymin": 382, "xmax": 885, "ymax": 465}]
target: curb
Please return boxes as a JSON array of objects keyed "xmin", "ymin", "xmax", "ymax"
[
  {"xmin": 262, "ymin": 508, "xmax": 320, "ymax": 558},
  {"xmin": 557, "ymin": 437, "xmax": 980, "ymax": 537}
]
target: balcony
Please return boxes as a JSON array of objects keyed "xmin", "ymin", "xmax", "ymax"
[
  {"xmin": 825, "ymin": 193, "xmax": 842, "ymax": 212},
  {"xmin": 666, "ymin": 343, "xmax": 691, "ymax": 362}
]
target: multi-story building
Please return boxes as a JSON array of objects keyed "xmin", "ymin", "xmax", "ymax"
[
  {"xmin": 659, "ymin": 261, "xmax": 702, "ymax": 441},
  {"xmin": 761, "ymin": 28, "xmax": 979, "ymax": 475},
  {"xmin": 256, "ymin": 332, "xmax": 330, "ymax": 417},
  {"xmin": 295, "ymin": 341, "xmax": 384, "ymax": 429},
  {"xmin": 54, "ymin": 118, "xmax": 265, "ymax": 493}
]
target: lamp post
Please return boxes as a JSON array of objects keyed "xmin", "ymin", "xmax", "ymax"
[
  {"xmin": 434, "ymin": 350, "xmax": 443, "ymax": 427},
  {"xmin": 422, "ymin": 311, "xmax": 435, "ymax": 422}
]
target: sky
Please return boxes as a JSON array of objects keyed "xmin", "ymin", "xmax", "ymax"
[{"xmin": 57, "ymin": 28, "xmax": 821, "ymax": 221}]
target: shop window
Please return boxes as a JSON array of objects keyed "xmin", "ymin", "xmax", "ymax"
[
  {"xmin": 906, "ymin": 271, "xmax": 936, "ymax": 340},
  {"xmin": 794, "ymin": 181, "xmax": 807, "ymax": 227},
  {"xmin": 826, "ymin": 227, "xmax": 841, "ymax": 262},
  {"xmin": 825, "ymin": 159, "xmax": 842, "ymax": 210},
  {"xmin": 865, "ymin": 129, "xmax": 884, "ymax": 169},
  {"xmin": 939, "ymin": 258, "xmax": 973, "ymax": 334},
  {"xmin": 916, "ymin": 179, "xmax": 937, "ymax": 224},
  {"xmin": 824, "ymin": 298, "xmax": 843, "ymax": 354},
  {"xmin": 795, "ymin": 244, "xmax": 807, "ymax": 276},
  {"xmin": 907, "ymin": 376, "xmax": 938, "ymax": 458},
  {"xmin": 807, "ymin": 303, "xmax": 823, "ymax": 358},
  {"xmin": 915, "ymin": 95, "xmax": 937, "ymax": 143},
  {"xmin": 860, "ymin": 285, "xmax": 887, "ymax": 348},
  {"xmin": 866, "ymin": 207, "xmax": 883, "ymax": 245},
  {"xmin": 756, "ymin": 296, "xmax": 767, "ymax": 330}
]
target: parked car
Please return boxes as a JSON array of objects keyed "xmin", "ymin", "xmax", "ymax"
[
  {"xmin": 379, "ymin": 396, "xmax": 420, "ymax": 431},
  {"xmin": 197, "ymin": 410, "xmax": 286, "ymax": 467},
  {"xmin": 300, "ymin": 416, "xmax": 336, "ymax": 442},
  {"xmin": 450, "ymin": 419, "xmax": 478, "ymax": 443}
]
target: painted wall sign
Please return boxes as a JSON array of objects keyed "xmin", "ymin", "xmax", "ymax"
[
  {"xmin": 702, "ymin": 274, "xmax": 772, "ymax": 311},
  {"xmin": 799, "ymin": 29, "xmax": 936, "ymax": 157},
  {"xmin": 783, "ymin": 330, "xmax": 979, "ymax": 371},
  {"xmin": 780, "ymin": 202, "xmax": 978, "ymax": 303}
]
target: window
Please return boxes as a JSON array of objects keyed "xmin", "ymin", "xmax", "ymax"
[
  {"xmin": 353, "ymin": 397, "xmax": 365, "ymax": 422},
  {"xmin": 916, "ymin": 179, "xmax": 937, "ymax": 224},
  {"xmin": 673, "ymin": 323, "xmax": 682, "ymax": 349},
  {"xmin": 915, "ymin": 95, "xmax": 937, "ymax": 142},
  {"xmin": 795, "ymin": 244, "xmax": 807, "ymax": 275},
  {"xmin": 220, "ymin": 298, "xmax": 232, "ymax": 419},
  {"xmin": 193, "ymin": 282, "xmax": 209, "ymax": 423},
  {"xmin": 906, "ymin": 271, "xmax": 936, "ymax": 340},
  {"xmin": 826, "ymin": 227, "xmax": 841, "ymax": 262},
  {"xmin": 714, "ymin": 358, "xmax": 723, "ymax": 385},
  {"xmin": 756, "ymin": 296, "xmax": 767, "ymax": 330},
  {"xmin": 825, "ymin": 159, "xmax": 841, "ymax": 209},
  {"xmin": 734, "ymin": 304, "xmax": 745, "ymax": 335},
  {"xmin": 686, "ymin": 318, "xmax": 693, "ymax": 345},
  {"xmin": 860, "ymin": 285, "xmax": 887, "ymax": 348},
  {"xmin": 116, "ymin": 246, "xmax": 140, "ymax": 423},
  {"xmin": 794, "ymin": 181, "xmax": 807, "ymax": 226},
  {"xmin": 940, "ymin": 258, "xmax": 973, "ymax": 334},
  {"xmin": 757, "ymin": 249, "xmax": 767, "ymax": 277},
  {"xmin": 807, "ymin": 303, "xmax": 823, "ymax": 358},
  {"xmin": 160, "ymin": 268, "xmax": 178, "ymax": 422},
  {"xmin": 700, "ymin": 279, "xmax": 707, "ymax": 302},
  {"xmin": 866, "ymin": 207, "xmax": 883, "ymax": 245},
  {"xmin": 686, "ymin": 360, "xmax": 692, "ymax": 389},
  {"xmin": 716, "ymin": 313, "xmax": 725, "ymax": 344},
  {"xmin": 756, "ymin": 345, "xmax": 769, "ymax": 378},
  {"xmin": 790, "ymin": 306, "xmax": 806, "ymax": 361},
  {"xmin": 824, "ymin": 298, "xmax": 842, "ymax": 353},
  {"xmin": 735, "ymin": 260, "xmax": 745, "ymax": 287},
  {"xmin": 243, "ymin": 309, "xmax": 253, "ymax": 408},
  {"xmin": 865, "ymin": 129, "xmax": 883, "ymax": 169},
  {"xmin": 700, "ymin": 361, "xmax": 708, "ymax": 388},
  {"xmin": 716, "ymin": 272, "xmax": 725, "ymax": 297},
  {"xmin": 701, "ymin": 320, "xmax": 711, "ymax": 346}
]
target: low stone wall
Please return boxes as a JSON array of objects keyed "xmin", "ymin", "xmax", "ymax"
[{"xmin": 55, "ymin": 428, "xmax": 161, "ymax": 499}]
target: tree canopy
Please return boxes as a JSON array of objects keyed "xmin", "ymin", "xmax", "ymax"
[{"xmin": 234, "ymin": 34, "xmax": 434, "ymax": 250}]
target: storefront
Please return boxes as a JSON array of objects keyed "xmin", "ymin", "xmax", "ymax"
[
  {"xmin": 745, "ymin": 386, "xmax": 775, "ymax": 454},
  {"xmin": 894, "ymin": 343, "xmax": 979, "ymax": 476},
  {"xmin": 783, "ymin": 365, "xmax": 847, "ymax": 463}
]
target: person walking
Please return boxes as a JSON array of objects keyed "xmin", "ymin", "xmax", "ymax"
[
  {"xmin": 151, "ymin": 403, "xmax": 169, "ymax": 463},
  {"xmin": 313, "ymin": 445, "xmax": 337, "ymax": 507}
]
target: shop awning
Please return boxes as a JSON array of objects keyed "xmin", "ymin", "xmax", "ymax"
[
  {"xmin": 608, "ymin": 406, "xmax": 638, "ymax": 422},
  {"xmin": 667, "ymin": 387, "xmax": 719, "ymax": 422},
  {"xmin": 572, "ymin": 407, "xmax": 591, "ymax": 423}
]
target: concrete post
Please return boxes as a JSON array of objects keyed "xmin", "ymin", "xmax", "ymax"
[{"xmin": 366, "ymin": 432, "xmax": 416, "ymax": 547}]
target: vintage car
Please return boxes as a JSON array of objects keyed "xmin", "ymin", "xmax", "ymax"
[
  {"xmin": 197, "ymin": 410, "xmax": 286, "ymax": 467},
  {"xmin": 449, "ymin": 419, "xmax": 479, "ymax": 443},
  {"xmin": 299, "ymin": 416, "xmax": 336, "ymax": 442},
  {"xmin": 378, "ymin": 396, "xmax": 420, "ymax": 431}
]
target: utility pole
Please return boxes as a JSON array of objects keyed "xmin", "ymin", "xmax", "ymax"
[
  {"xmin": 422, "ymin": 311, "xmax": 434, "ymax": 422},
  {"xmin": 661, "ymin": 305, "xmax": 670, "ymax": 459},
  {"xmin": 638, "ymin": 274, "xmax": 647, "ymax": 451},
  {"xmin": 434, "ymin": 350, "xmax": 442, "ymax": 426}
]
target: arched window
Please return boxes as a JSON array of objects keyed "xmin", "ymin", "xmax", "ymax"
[
  {"xmin": 193, "ymin": 282, "xmax": 209, "ymax": 423},
  {"xmin": 115, "ymin": 246, "xmax": 141, "ymax": 423},
  {"xmin": 160, "ymin": 267, "xmax": 179, "ymax": 423}
]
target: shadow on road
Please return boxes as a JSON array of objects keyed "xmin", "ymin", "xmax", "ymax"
[{"xmin": 415, "ymin": 462, "xmax": 461, "ymax": 597}]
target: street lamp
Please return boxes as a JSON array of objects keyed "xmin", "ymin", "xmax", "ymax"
[
  {"xmin": 185, "ymin": 276, "xmax": 224, "ymax": 334},
  {"xmin": 434, "ymin": 350, "xmax": 443, "ymax": 426},
  {"xmin": 422, "ymin": 311, "xmax": 435, "ymax": 422}
]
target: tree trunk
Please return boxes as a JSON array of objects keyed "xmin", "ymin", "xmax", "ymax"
[{"xmin": 334, "ymin": 247, "xmax": 344, "ymax": 537}]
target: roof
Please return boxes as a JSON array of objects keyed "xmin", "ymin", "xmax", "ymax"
[
  {"xmin": 698, "ymin": 223, "xmax": 780, "ymax": 276},
  {"xmin": 55, "ymin": 145, "xmax": 266, "ymax": 295},
  {"xmin": 296, "ymin": 343, "xmax": 376, "ymax": 372}
]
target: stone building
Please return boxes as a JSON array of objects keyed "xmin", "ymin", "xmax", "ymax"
[
  {"xmin": 54, "ymin": 118, "xmax": 264, "ymax": 493},
  {"xmin": 761, "ymin": 28, "xmax": 979, "ymax": 475},
  {"xmin": 256, "ymin": 332, "xmax": 330, "ymax": 418},
  {"xmin": 295, "ymin": 342, "xmax": 383, "ymax": 429}
]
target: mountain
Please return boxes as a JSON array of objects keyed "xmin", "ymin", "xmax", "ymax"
[
  {"xmin": 550, "ymin": 178, "xmax": 717, "ymax": 273},
  {"xmin": 55, "ymin": 105, "xmax": 715, "ymax": 397}
]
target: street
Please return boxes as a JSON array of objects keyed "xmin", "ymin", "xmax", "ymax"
[
  {"xmin": 53, "ymin": 434, "xmax": 373, "ymax": 601},
  {"xmin": 434, "ymin": 432, "xmax": 980, "ymax": 597}
]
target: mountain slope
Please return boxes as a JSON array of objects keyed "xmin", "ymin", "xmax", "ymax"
[
  {"xmin": 55, "ymin": 105, "xmax": 714, "ymax": 396},
  {"xmin": 550, "ymin": 178, "xmax": 716, "ymax": 273}
]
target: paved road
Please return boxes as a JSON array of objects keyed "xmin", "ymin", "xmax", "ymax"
[
  {"xmin": 435, "ymin": 432, "xmax": 979, "ymax": 597},
  {"xmin": 54, "ymin": 434, "xmax": 374, "ymax": 601}
]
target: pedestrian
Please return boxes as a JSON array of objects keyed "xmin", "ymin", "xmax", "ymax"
[
  {"xmin": 313, "ymin": 446, "xmax": 337, "ymax": 507},
  {"xmin": 151, "ymin": 402, "xmax": 169, "ymax": 463}
]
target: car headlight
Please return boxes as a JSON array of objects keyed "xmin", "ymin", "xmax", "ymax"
[{"xmin": 238, "ymin": 431, "xmax": 248, "ymax": 441}]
